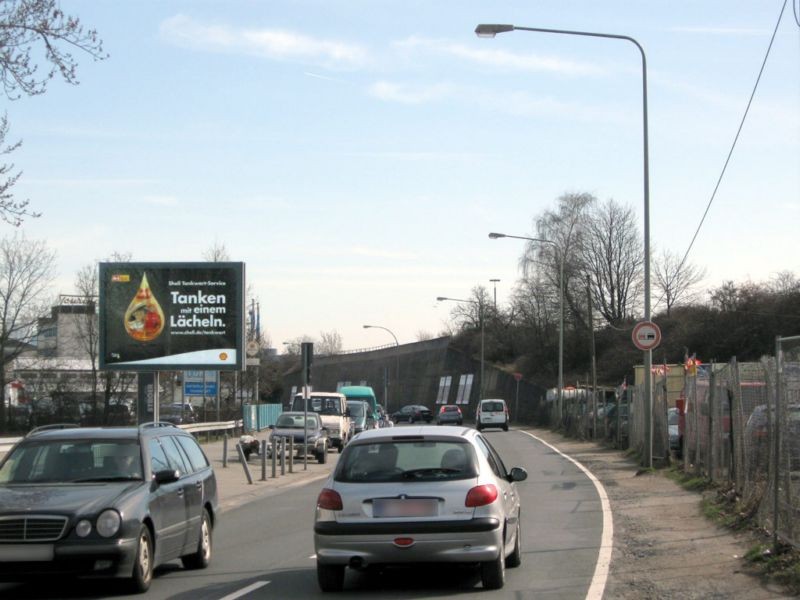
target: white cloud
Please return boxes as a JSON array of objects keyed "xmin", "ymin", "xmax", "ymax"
[
  {"xmin": 160, "ymin": 15, "xmax": 369, "ymax": 69},
  {"xmin": 395, "ymin": 36, "xmax": 605, "ymax": 77},
  {"xmin": 368, "ymin": 81, "xmax": 453, "ymax": 104},
  {"xmin": 143, "ymin": 195, "xmax": 179, "ymax": 207}
]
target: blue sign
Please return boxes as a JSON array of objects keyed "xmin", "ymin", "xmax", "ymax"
[{"xmin": 184, "ymin": 381, "xmax": 218, "ymax": 396}]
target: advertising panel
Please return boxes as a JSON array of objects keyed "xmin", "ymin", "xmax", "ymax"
[
  {"xmin": 183, "ymin": 370, "xmax": 219, "ymax": 396},
  {"xmin": 99, "ymin": 262, "xmax": 245, "ymax": 371}
]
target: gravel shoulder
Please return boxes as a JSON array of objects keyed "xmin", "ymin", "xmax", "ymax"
[{"xmin": 526, "ymin": 427, "xmax": 794, "ymax": 599}]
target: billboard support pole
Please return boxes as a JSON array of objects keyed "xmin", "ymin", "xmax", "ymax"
[{"xmin": 154, "ymin": 372, "xmax": 160, "ymax": 423}]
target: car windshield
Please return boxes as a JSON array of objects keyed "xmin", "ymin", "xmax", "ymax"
[
  {"xmin": 347, "ymin": 403, "xmax": 365, "ymax": 417},
  {"xmin": 293, "ymin": 397, "xmax": 342, "ymax": 415},
  {"xmin": 0, "ymin": 439, "xmax": 143, "ymax": 484},
  {"xmin": 336, "ymin": 440, "xmax": 478, "ymax": 482},
  {"xmin": 481, "ymin": 402, "xmax": 504, "ymax": 412},
  {"xmin": 276, "ymin": 415, "xmax": 318, "ymax": 429}
]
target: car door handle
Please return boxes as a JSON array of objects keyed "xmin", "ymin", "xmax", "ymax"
[
  {"xmin": 177, "ymin": 488, "xmax": 184, "ymax": 497},
  {"xmin": 195, "ymin": 481, "xmax": 203, "ymax": 490}
]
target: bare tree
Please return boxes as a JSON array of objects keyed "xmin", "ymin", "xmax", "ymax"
[
  {"xmin": 579, "ymin": 198, "xmax": 644, "ymax": 325},
  {"xmin": 73, "ymin": 251, "xmax": 131, "ymax": 424},
  {"xmin": 0, "ymin": 1, "xmax": 106, "ymax": 225},
  {"xmin": 446, "ymin": 286, "xmax": 490, "ymax": 332},
  {"xmin": 416, "ymin": 330, "xmax": 433, "ymax": 341},
  {"xmin": 522, "ymin": 192, "xmax": 593, "ymax": 329},
  {"xmin": 0, "ymin": 234, "xmax": 56, "ymax": 431},
  {"xmin": 203, "ymin": 240, "xmax": 230, "ymax": 262},
  {"xmin": 318, "ymin": 330, "xmax": 343, "ymax": 355},
  {"xmin": 653, "ymin": 249, "xmax": 706, "ymax": 316},
  {"xmin": 769, "ymin": 270, "xmax": 800, "ymax": 295}
]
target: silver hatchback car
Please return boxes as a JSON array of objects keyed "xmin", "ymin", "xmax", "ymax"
[{"xmin": 314, "ymin": 426, "xmax": 527, "ymax": 591}]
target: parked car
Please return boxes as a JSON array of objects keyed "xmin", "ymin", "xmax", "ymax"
[
  {"xmin": 391, "ymin": 404, "xmax": 433, "ymax": 424},
  {"xmin": 267, "ymin": 412, "xmax": 330, "ymax": 463},
  {"xmin": 346, "ymin": 400, "xmax": 375, "ymax": 436},
  {"xmin": 291, "ymin": 392, "xmax": 351, "ymax": 453},
  {"xmin": 160, "ymin": 403, "xmax": 197, "ymax": 426},
  {"xmin": 314, "ymin": 425, "xmax": 527, "ymax": 591},
  {"xmin": 437, "ymin": 404, "xmax": 463, "ymax": 425},
  {"xmin": 605, "ymin": 403, "xmax": 630, "ymax": 444},
  {"xmin": 476, "ymin": 399, "xmax": 509, "ymax": 431},
  {"xmin": 0, "ymin": 422, "xmax": 218, "ymax": 593}
]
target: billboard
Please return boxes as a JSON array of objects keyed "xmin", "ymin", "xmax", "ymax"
[{"xmin": 99, "ymin": 262, "xmax": 245, "ymax": 371}]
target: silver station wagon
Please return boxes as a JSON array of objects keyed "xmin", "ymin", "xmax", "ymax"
[{"xmin": 313, "ymin": 425, "xmax": 527, "ymax": 591}]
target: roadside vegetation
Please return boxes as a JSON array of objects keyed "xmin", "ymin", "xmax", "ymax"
[{"xmin": 666, "ymin": 463, "xmax": 800, "ymax": 593}]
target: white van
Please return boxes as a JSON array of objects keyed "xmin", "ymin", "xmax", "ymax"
[
  {"xmin": 476, "ymin": 398, "xmax": 509, "ymax": 431},
  {"xmin": 291, "ymin": 392, "xmax": 351, "ymax": 452}
]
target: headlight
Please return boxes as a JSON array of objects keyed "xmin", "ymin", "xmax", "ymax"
[
  {"xmin": 96, "ymin": 510, "xmax": 121, "ymax": 538},
  {"xmin": 75, "ymin": 519, "xmax": 92, "ymax": 538}
]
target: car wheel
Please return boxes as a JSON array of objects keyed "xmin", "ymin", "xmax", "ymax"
[
  {"xmin": 506, "ymin": 520, "xmax": 522, "ymax": 568},
  {"xmin": 243, "ymin": 447, "xmax": 251, "ymax": 461},
  {"xmin": 317, "ymin": 562, "xmax": 345, "ymax": 592},
  {"xmin": 182, "ymin": 509, "xmax": 212, "ymax": 570},
  {"xmin": 317, "ymin": 445, "xmax": 328, "ymax": 464},
  {"xmin": 480, "ymin": 541, "xmax": 505, "ymax": 590},
  {"xmin": 129, "ymin": 525, "xmax": 153, "ymax": 593},
  {"xmin": 503, "ymin": 423, "xmax": 509, "ymax": 432},
  {"xmin": 337, "ymin": 439, "xmax": 345, "ymax": 453}
]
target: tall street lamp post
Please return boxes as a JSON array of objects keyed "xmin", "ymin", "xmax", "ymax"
[
  {"xmin": 489, "ymin": 279, "xmax": 500, "ymax": 309},
  {"xmin": 489, "ymin": 232, "xmax": 564, "ymax": 426},
  {"xmin": 437, "ymin": 296, "xmax": 485, "ymax": 398},
  {"xmin": 363, "ymin": 324, "xmax": 400, "ymax": 412},
  {"xmin": 478, "ymin": 23, "xmax": 652, "ymax": 466}
]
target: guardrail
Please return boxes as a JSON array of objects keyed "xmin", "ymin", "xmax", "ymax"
[{"xmin": 0, "ymin": 420, "xmax": 243, "ymax": 457}]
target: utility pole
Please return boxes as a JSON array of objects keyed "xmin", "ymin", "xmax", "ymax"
[{"xmin": 587, "ymin": 276, "xmax": 597, "ymax": 440}]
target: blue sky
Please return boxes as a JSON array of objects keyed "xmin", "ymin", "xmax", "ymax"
[{"xmin": 6, "ymin": 1, "xmax": 799, "ymax": 350}]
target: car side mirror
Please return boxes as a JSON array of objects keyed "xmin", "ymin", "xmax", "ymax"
[
  {"xmin": 268, "ymin": 424, "xmax": 275, "ymax": 429},
  {"xmin": 508, "ymin": 467, "xmax": 528, "ymax": 482},
  {"xmin": 154, "ymin": 469, "xmax": 180, "ymax": 484}
]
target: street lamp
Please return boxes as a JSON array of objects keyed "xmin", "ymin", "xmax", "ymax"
[
  {"xmin": 437, "ymin": 296, "xmax": 485, "ymax": 398},
  {"xmin": 363, "ymin": 324, "xmax": 400, "ymax": 412},
  {"xmin": 478, "ymin": 23, "xmax": 653, "ymax": 467},
  {"xmin": 489, "ymin": 279, "xmax": 500, "ymax": 309},
  {"xmin": 489, "ymin": 232, "xmax": 564, "ymax": 426}
]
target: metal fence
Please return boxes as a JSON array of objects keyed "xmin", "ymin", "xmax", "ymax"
[{"xmin": 648, "ymin": 338, "xmax": 800, "ymax": 550}]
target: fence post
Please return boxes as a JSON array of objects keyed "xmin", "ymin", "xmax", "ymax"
[
  {"xmin": 236, "ymin": 442, "xmax": 253, "ymax": 485},
  {"xmin": 708, "ymin": 367, "xmax": 716, "ymax": 480},
  {"xmin": 271, "ymin": 437, "xmax": 277, "ymax": 479},
  {"xmin": 222, "ymin": 434, "xmax": 228, "ymax": 469},
  {"xmin": 774, "ymin": 337, "xmax": 782, "ymax": 550},
  {"xmin": 289, "ymin": 438, "xmax": 294, "ymax": 473},
  {"xmin": 280, "ymin": 437, "xmax": 286, "ymax": 475},
  {"xmin": 260, "ymin": 440, "xmax": 267, "ymax": 481}
]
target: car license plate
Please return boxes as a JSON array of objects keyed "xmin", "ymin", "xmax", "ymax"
[
  {"xmin": 0, "ymin": 544, "xmax": 54, "ymax": 561},
  {"xmin": 373, "ymin": 498, "xmax": 437, "ymax": 518}
]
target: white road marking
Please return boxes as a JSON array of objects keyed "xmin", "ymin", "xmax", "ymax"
[
  {"xmin": 218, "ymin": 580, "xmax": 271, "ymax": 600},
  {"xmin": 309, "ymin": 554, "xmax": 316, "ymax": 559},
  {"xmin": 518, "ymin": 430, "xmax": 613, "ymax": 600}
]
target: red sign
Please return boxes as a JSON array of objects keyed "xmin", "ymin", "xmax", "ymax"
[
  {"xmin": 632, "ymin": 321, "xmax": 661, "ymax": 351},
  {"xmin": 513, "ymin": 372, "xmax": 522, "ymax": 382}
]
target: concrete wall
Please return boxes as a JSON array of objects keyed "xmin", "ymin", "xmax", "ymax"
[{"xmin": 282, "ymin": 337, "xmax": 547, "ymax": 423}]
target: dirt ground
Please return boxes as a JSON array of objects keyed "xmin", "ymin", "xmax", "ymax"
[{"xmin": 529, "ymin": 428, "xmax": 795, "ymax": 600}]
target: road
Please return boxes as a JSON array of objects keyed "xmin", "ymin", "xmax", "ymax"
[{"xmin": 1, "ymin": 428, "xmax": 606, "ymax": 599}]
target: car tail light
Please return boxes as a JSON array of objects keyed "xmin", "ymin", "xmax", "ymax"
[
  {"xmin": 440, "ymin": 406, "xmax": 447, "ymax": 414},
  {"xmin": 317, "ymin": 488, "xmax": 343, "ymax": 510},
  {"xmin": 394, "ymin": 537, "xmax": 414, "ymax": 547},
  {"xmin": 465, "ymin": 484, "xmax": 498, "ymax": 507}
]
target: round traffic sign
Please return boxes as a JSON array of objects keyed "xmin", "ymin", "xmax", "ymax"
[
  {"xmin": 632, "ymin": 321, "xmax": 661, "ymax": 351},
  {"xmin": 513, "ymin": 372, "xmax": 523, "ymax": 382},
  {"xmin": 246, "ymin": 340, "xmax": 259, "ymax": 357}
]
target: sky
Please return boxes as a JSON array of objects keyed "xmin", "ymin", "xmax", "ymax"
[{"xmin": 5, "ymin": 0, "xmax": 799, "ymax": 351}]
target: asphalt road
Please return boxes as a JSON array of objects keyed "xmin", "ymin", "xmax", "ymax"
[{"xmin": 1, "ymin": 428, "xmax": 605, "ymax": 599}]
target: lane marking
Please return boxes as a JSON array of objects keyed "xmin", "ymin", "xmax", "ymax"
[
  {"xmin": 518, "ymin": 430, "xmax": 613, "ymax": 600},
  {"xmin": 309, "ymin": 554, "xmax": 316, "ymax": 559},
  {"xmin": 218, "ymin": 580, "xmax": 271, "ymax": 600}
]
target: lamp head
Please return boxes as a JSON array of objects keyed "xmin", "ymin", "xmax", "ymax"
[
  {"xmin": 475, "ymin": 24, "xmax": 515, "ymax": 38},
  {"xmin": 488, "ymin": 232, "xmax": 506, "ymax": 239},
  {"xmin": 436, "ymin": 297, "xmax": 447, "ymax": 302},
  {"xmin": 363, "ymin": 325, "xmax": 371, "ymax": 329}
]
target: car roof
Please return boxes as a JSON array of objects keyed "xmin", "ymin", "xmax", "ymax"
[
  {"xmin": 23, "ymin": 423, "xmax": 188, "ymax": 442},
  {"xmin": 293, "ymin": 392, "xmax": 344, "ymax": 398},
  {"xmin": 339, "ymin": 386, "xmax": 375, "ymax": 396},
  {"xmin": 281, "ymin": 411, "xmax": 321, "ymax": 418}
]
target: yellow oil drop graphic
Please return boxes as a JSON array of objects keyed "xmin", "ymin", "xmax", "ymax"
[{"xmin": 123, "ymin": 274, "xmax": 165, "ymax": 342}]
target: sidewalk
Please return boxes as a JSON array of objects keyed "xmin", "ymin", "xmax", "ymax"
[
  {"xmin": 201, "ymin": 436, "xmax": 337, "ymax": 513},
  {"xmin": 525, "ymin": 427, "xmax": 793, "ymax": 599}
]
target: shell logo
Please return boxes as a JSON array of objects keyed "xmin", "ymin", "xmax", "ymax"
[{"xmin": 219, "ymin": 352, "xmax": 229, "ymax": 361}]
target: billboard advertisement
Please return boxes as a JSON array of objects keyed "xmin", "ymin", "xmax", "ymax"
[{"xmin": 99, "ymin": 262, "xmax": 245, "ymax": 371}]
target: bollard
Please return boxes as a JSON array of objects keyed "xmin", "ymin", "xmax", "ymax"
[
  {"xmin": 223, "ymin": 434, "xmax": 228, "ymax": 469},
  {"xmin": 271, "ymin": 437, "xmax": 277, "ymax": 478},
  {"xmin": 236, "ymin": 443, "xmax": 253, "ymax": 485},
  {"xmin": 260, "ymin": 439, "xmax": 267, "ymax": 481},
  {"xmin": 280, "ymin": 437, "xmax": 286, "ymax": 475},
  {"xmin": 289, "ymin": 438, "xmax": 294, "ymax": 473}
]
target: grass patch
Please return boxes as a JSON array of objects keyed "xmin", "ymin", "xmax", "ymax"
[
  {"xmin": 664, "ymin": 465, "xmax": 713, "ymax": 492},
  {"xmin": 743, "ymin": 543, "xmax": 800, "ymax": 594}
]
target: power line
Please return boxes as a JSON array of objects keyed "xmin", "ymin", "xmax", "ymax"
[{"xmin": 664, "ymin": 0, "xmax": 790, "ymax": 303}]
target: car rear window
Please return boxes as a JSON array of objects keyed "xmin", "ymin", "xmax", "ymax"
[
  {"xmin": 481, "ymin": 401, "xmax": 505, "ymax": 412},
  {"xmin": 335, "ymin": 440, "xmax": 477, "ymax": 483}
]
